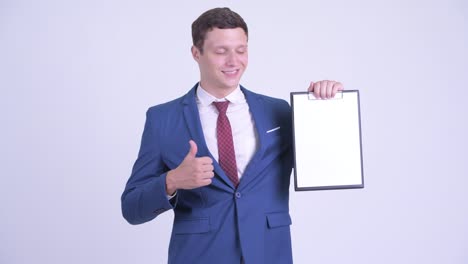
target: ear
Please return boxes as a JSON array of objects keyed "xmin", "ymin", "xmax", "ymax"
[{"xmin": 191, "ymin": 46, "xmax": 201, "ymax": 61}]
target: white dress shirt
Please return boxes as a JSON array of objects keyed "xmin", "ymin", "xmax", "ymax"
[{"xmin": 196, "ymin": 84, "xmax": 258, "ymax": 180}]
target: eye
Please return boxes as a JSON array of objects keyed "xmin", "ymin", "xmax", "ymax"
[
  {"xmin": 236, "ymin": 48, "xmax": 247, "ymax": 54},
  {"xmin": 215, "ymin": 49, "xmax": 227, "ymax": 54}
]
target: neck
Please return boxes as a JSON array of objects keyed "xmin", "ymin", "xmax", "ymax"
[{"xmin": 199, "ymin": 82, "xmax": 238, "ymax": 99}]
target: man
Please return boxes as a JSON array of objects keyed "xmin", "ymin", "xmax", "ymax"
[{"xmin": 121, "ymin": 7, "xmax": 343, "ymax": 264}]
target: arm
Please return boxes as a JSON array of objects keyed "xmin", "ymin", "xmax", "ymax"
[
  {"xmin": 121, "ymin": 109, "xmax": 174, "ymax": 225},
  {"xmin": 121, "ymin": 110, "xmax": 214, "ymax": 225}
]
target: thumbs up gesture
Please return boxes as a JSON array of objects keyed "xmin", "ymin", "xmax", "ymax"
[{"xmin": 166, "ymin": 140, "xmax": 214, "ymax": 195}]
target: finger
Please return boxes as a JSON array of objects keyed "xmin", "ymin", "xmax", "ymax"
[
  {"xmin": 313, "ymin": 82, "xmax": 321, "ymax": 99},
  {"xmin": 202, "ymin": 164, "xmax": 214, "ymax": 172},
  {"xmin": 199, "ymin": 178, "xmax": 213, "ymax": 187},
  {"xmin": 195, "ymin": 170, "xmax": 214, "ymax": 180},
  {"xmin": 198, "ymin": 156, "xmax": 213, "ymax": 165},
  {"xmin": 337, "ymin": 82, "xmax": 344, "ymax": 91},
  {"xmin": 186, "ymin": 140, "xmax": 198, "ymax": 159},
  {"xmin": 326, "ymin": 80, "xmax": 334, "ymax": 99},
  {"xmin": 204, "ymin": 171, "xmax": 215, "ymax": 178},
  {"xmin": 320, "ymin": 81, "xmax": 328, "ymax": 99},
  {"xmin": 332, "ymin": 82, "xmax": 344, "ymax": 98},
  {"xmin": 307, "ymin": 81, "xmax": 315, "ymax": 92}
]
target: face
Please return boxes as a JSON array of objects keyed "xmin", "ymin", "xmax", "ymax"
[{"xmin": 192, "ymin": 27, "xmax": 248, "ymax": 98}]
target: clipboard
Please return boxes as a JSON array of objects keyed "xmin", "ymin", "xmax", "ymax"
[{"xmin": 290, "ymin": 90, "xmax": 364, "ymax": 191}]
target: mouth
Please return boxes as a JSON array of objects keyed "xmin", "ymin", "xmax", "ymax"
[{"xmin": 222, "ymin": 69, "xmax": 239, "ymax": 76}]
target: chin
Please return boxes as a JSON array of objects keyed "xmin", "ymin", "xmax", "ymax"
[
  {"xmin": 224, "ymin": 78, "xmax": 242, "ymax": 88},
  {"xmin": 223, "ymin": 82, "xmax": 240, "ymax": 90}
]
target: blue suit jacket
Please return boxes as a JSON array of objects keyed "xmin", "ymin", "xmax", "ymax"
[{"xmin": 122, "ymin": 84, "xmax": 294, "ymax": 264}]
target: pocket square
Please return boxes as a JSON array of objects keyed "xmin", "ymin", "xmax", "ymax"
[{"xmin": 266, "ymin": 127, "xmax": 280, "ymax": 133}]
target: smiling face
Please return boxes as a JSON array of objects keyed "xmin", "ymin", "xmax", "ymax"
[{"xmin": 191, "ymin": 27, "xmax": 248, "ymax": 98}]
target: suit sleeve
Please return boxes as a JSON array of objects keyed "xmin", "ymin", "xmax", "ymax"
[{"xmin": 121, "ymin": 109, "xmax": 177, "ymax": 225}]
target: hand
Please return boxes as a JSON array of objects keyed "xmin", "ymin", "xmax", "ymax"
[
  {"xmin": 166, "ymin": 140, "xmax": 214, "ymax": 195},
  {"xmin": 308, "ymin": 80, "xmax": 344, "ymax": 99}
]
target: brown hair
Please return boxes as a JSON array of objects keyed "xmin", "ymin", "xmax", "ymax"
[{"xmin": 191, "ymin": 7, "xmax": 248, "ymax": 53}]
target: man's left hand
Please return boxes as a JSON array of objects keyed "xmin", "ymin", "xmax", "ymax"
[{"xmin": 308, "ymin": 80, "xmax": 344, "ymax": 99}]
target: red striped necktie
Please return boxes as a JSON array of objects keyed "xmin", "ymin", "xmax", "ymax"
[{"xmin": 213, "ymin": 101, "xmax": 239, "ymax": 187}]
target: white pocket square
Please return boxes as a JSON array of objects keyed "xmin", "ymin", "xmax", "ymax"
[{"xmin": 266, "ymin": 127, "xmax": 280, "ymax": 133}]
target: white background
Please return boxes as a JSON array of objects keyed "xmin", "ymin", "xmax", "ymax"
[{"xmin": 1, "ymin": 0, "xmax": 467, "ymax": 263}]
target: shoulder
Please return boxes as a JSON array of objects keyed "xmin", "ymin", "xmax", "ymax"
[
  {"xmin": 241, "ymin": 86, "xmax": 292, "ymax": 129},
  {"xmin": 147, "ymin": 96, "xmax": 184, "ymax": 115},
  {"xmin": 241, "ymin": 85, "xmax": 290, "ymax": 109},
  {"xmin": 147, "ymin": 85, "xmax": 197, "ymax": 116}
]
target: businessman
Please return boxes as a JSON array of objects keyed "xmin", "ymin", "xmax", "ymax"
[{"xmin": 121, "ymin": 7, "xmax": 343, "ymax": 264}]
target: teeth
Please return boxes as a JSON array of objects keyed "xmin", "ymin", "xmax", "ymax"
[{"xmin": 223, "ymin": 70, "xmax": 237, "ymax": 74}]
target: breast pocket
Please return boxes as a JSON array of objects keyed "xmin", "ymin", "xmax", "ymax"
[{"xmin": 264, "ymin": 127, "xmax": 285, "ymax": 156}]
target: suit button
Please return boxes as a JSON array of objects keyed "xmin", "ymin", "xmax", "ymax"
[{"xmin": 235, "ymin": 192, "xmax": 241, "ymax": 199}]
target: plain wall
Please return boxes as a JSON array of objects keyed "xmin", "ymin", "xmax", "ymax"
[{"xmin": 1, "ymin": 0, "xmax": 467, "ymax": 263}]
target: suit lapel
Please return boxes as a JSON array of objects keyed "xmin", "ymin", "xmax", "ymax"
[
  {"xmin": 182, "ymin": 85, "xmax": 236, "ymax": 190},
  {"xmin": 238, "ymin": 87, "xmax": 267, "ymax": 189}
]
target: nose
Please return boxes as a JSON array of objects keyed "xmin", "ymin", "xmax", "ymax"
[{"xmin": 226, "ymin": 51, "xmax": 239, "ymax": 66}]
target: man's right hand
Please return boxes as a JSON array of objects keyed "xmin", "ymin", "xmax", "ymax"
[{"xmin": 165, "ymin": 140, "xmax": 214, "ymax": 195}]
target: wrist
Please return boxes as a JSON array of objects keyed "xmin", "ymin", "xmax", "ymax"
[{"xmin": 166, "ymin": 170, "xmax": 177, "ymax": 195}]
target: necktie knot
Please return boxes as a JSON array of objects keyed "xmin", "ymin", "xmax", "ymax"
[{"xmin": 213, "ymin": 101, "xmax": 229, "ymax": 115}]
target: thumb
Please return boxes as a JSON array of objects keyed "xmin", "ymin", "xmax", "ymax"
[
  {"xmin": 308, "ymin": 81, "xmax": 315, "ymax": 92},
  {"xmin": 185, "ymin": 140, "xmax": 198, "ymax": 159}
]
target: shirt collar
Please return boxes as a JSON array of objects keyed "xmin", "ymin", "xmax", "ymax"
[{"xmin": 196, "ymin": 84, "xmax": 245, "ymax": 106}]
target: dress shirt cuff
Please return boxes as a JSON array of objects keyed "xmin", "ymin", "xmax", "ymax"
[{"xmin": 167, "ymin": 191, "xmax": 177, "ymax": 200}]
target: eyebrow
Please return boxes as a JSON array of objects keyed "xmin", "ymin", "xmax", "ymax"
[{"xmin": 213, "ymin": 44, "xmax": 248, "ymax": 49}]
